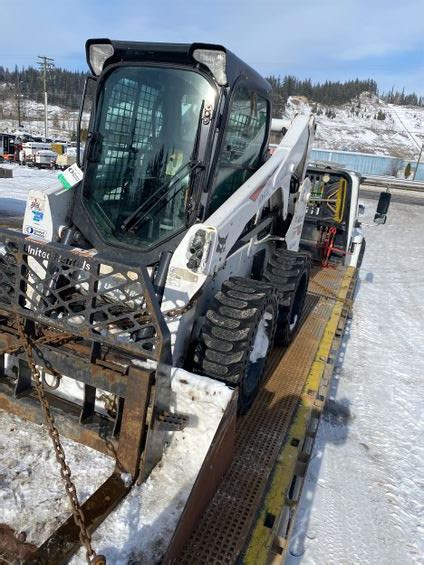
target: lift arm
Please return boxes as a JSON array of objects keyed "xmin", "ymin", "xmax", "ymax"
[{"xmin": 162, "ymin": 113, "xmax": 315, "ymax": 311}]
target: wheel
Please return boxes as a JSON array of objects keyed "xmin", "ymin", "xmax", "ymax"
[
  {"xmin": 193, "ymin": 277, "xmax": 278, "ymax": 413},
  {"xmin": 262, "ymin": 248, "xmax": 310, "ymax": 346}
]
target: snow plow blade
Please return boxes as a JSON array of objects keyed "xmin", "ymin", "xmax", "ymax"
[{"xmin": 0, "ymin": 228, "xmax": 173, "ymax": 561}]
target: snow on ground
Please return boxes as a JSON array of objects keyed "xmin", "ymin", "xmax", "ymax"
[
  {"xmin": 0, "ymin": 164, "xmax": 57, "ymax": 216},
  {"xmin": 388, "ymin": 104, "xmax": 423, "ymax": 152},
  {"xmin": 0, "ymin": 370, "xmax": 233, "ymax": 563},
  {"xmin": 284, "ymin": 94, "xmax": 424, "ymax": 159},
  {"xmin": 286, "ymin": 200, "xmax": 424, "ymax": 564},
  {"xmin": 0, "ymin": 98, "xmax": 88, "ymax": 141},
  {"xmin": 0, "ymin": 412, "xmax": 113, "ymax": 545}
]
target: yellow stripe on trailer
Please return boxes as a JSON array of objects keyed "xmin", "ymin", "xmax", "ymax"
[{"xmin": 244, "ymin": 266, "xmax": 356, "ymax": 565}]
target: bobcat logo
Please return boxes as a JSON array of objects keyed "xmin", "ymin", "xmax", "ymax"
[{"xmin": 216, "ymin": 234, "xmax": 228, "ymax": 254}]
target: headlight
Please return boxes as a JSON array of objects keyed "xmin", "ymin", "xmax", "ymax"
[
  {"xmin": 193, "ymin": 48, "xmax": 227, "ymax": 86},
  {"xmin": 88, "ymin": 43, "xmax": 114, "ymax": 76},
  {"xmin": 186, "ymin": 228, "xmax": 215, "ymax": 273}
]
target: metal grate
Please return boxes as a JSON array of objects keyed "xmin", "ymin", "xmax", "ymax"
[
  {"xmin": 97, "ymin": 77, "xmax": 163, "ymax": 204},
  {"xmin": 0, "ymin": 229, "xmax": 168, "ymax": 360},
  {"xmin": 178, "ymin": 267, "xmax": 347, "ymax": 563}
]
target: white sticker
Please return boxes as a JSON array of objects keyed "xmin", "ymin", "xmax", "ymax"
[{"xmin": 58, "ymin": 163, "xmax": 83, "ymax": 190}]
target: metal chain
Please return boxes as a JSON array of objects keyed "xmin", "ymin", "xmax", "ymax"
[
  {"xmin": 309, "ymin": 279, "xmax": 353, "ymax": 307},
  {"xmin": 16, "ymin": 318, "xmax": 106, "ymax": 565},
  {"xmin": 0, "ymin": 328, "xmax": 73, "ymax": 357}
]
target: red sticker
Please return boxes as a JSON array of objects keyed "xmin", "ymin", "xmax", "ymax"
[{"xmin": 249, "ymin": 185, "xmax": 264, "ymax": 202}]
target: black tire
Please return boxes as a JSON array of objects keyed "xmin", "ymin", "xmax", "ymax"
[
  {"xmin": 193, "ymin": 277, "xmax": 278, "ymax": 413},
  {"xmin": 262, "ymin": 248, "xmax": 310, "ymax": 346}
]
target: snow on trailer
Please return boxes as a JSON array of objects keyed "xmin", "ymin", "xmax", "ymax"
[{"xmin": 1, "ymin": 369, "xmax": 234, "ymax": 563}]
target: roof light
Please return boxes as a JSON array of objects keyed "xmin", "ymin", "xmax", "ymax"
[
  {"xmin": 88, "ymin": 43, "xmax": 114, "ymax": 76},
  {"xmin": 193, "ymin": 49, "xmax": 227, "ymax": 86}
]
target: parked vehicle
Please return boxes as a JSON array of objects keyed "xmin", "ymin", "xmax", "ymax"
[
  {"xmin": 0, "ymin": 133, "xmax": 16, "ymax": 162},
  {"xmin": 22, "ymin": 142, "xmax": 53, "ymax": 166},
  {"xmin": 34, "ymin": 149, "xmax": 57, "ymax": 169}
]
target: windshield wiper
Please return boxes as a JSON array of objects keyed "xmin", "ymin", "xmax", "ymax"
[
  {"xmin": 120, "ymin": 159, "xmax": 203, "ymax": 233},
  {"xmin": 120, "ymin": 99, "xmax": 207, "ymax": 233}
]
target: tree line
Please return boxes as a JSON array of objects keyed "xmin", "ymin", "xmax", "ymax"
[
  {"xmin": 266, "ymin": 75, "xmax": 424, "ymax": 116},
  {"xmin": 0, "ymin": 65, "xmax": 423, "ymax": 114},
  {"xmin": 0, "ymin": 65, "xmax": 87, "ymax": 109},
  {"xmin": 384, "ymin": 87, "xmax": 423, "ymax": 107}
]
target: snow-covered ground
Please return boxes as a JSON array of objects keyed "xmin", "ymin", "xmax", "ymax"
[
  {"xmin": 0, "ymin": 164, "xmax": 57, "ymax": 216},
  {"xmin": 287, "ymin": 200, "xmax": 424, "ymax": 564},
  {"xmin": 0, "ymin": 98, "xmax": 89, "ymax": 141},
  {"xmin": 284, "ymin": 94, "xmax": 424, "ymax": 159}
]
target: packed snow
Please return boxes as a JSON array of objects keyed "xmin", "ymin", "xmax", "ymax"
[
  {"xmin": 0, "ymin": 369, "xmax": 233, "ymax": 563},
  {"xmin": 286, "ymin": 199, "xmax": 424, "ymax": 564}
]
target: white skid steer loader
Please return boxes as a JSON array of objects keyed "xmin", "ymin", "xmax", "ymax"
[{"xmin": 0, "ymin": 39, "xmax": 315, "ymax": 562}]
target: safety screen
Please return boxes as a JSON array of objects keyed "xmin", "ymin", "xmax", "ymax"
[
  {"xmin": 209, "ymin": 85, "xmax": 268, "ymax": 214},
  {"xmin": 97, "ymin": 78, "xmax": 163, "ymax": 202},
  {"xmin": 0, "ymin": 230, "xmax": 167, "ymax": 360},
  {"xmin": 83, "ymin": 66, "xmax": 215, "ymax": 249}
]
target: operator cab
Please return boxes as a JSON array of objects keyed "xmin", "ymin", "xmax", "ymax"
[{"xmin": 75, "ymin": 39, "xmax": 272, "ymax": 264}]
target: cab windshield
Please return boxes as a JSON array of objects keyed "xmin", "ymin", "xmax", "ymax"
[{"xmin": 83, "ymin": 65, "xmax": 215, "ymax": 248}]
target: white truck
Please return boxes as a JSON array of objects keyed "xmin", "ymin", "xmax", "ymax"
[
  {"xmin": 21, "ymin": 142, "xmax": 54, "ymax": 167},
  {"xmin": 34, "ymin": 149, "xmax": 57, "ymax": 169}
]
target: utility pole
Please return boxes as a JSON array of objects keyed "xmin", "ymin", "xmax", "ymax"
[
  {"xmin": 413, "ymin": 143, "xmax": 423, "ymax": 181},
  {"xmin": 15, "ymin": 71, "xmax": 22, "ymax": 128},
  {"xmin": 37, "ymin": 55, "xmax": 54, "ymax": 139}
]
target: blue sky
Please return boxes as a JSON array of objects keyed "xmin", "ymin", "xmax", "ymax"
[{"xmin": 2, "ymin": 0, "xmax": 424, "ymax": 95}]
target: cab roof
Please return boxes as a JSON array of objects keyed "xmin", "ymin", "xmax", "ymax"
[{"xmin": 86, "ymin": 38, "xmax": 271, "ymax": 97}]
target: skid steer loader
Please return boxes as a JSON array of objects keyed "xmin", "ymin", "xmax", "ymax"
[{"xmin": 0, "ymin": 39, "xmax": 315, "ymax": 562}]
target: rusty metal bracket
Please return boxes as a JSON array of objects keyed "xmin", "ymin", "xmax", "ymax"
[{"xmin": 158, "ymin": 411, "xmax": 189, "ymax": 431}]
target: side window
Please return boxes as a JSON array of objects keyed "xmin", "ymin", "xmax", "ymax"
[{"xmin": 209, "ymin": 84, "xmax": 268, "ymax": 214}]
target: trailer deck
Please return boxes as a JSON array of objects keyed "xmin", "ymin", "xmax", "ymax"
[
  {"xmin": 0, "ymin": 261, "xmax": 356, "ymax": 564},
  {"xmin": 166, "ymin": 264, "xmax": 356, "ymax": 564}
]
